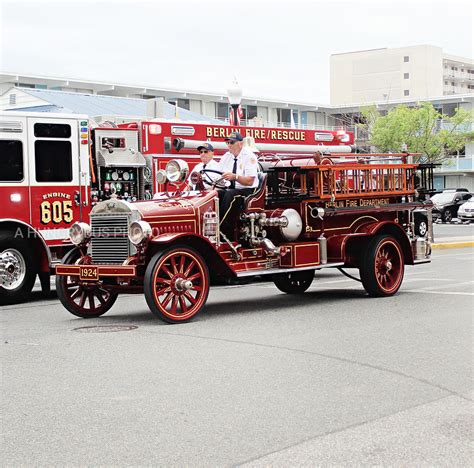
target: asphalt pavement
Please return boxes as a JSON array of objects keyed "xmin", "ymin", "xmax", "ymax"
[{"xmin": 2, "ymin": 248, "xmax": 473, "ymax": 466}]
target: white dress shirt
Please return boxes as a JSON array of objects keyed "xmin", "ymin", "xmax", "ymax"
[{"xmin": 218, "ymin": 147, "xmax": 259, "ymax": 189}]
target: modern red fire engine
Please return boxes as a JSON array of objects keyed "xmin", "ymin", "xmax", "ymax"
[{"xmin": 0, "ymin": 111, "xmax": 354, "ymax": 304}]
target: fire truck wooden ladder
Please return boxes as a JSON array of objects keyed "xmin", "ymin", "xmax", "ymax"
[{"xmin": 299, "ymin": 163, "xmax": 418, "ymax": 200}]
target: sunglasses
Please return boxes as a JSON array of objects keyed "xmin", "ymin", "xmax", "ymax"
[
  {"xmin": 226, "ymin": 140, "xmax": 237, "ymax": 145},
  {"xmin": 200, "ymin": 150, "xmax": 209, "ymax": 154}
]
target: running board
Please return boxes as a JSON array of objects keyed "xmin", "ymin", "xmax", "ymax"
[{"xmin": 236, "ymin": 262, "xmax": 345, "ymax": 278}]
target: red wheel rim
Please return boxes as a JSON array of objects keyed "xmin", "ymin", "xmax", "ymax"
[
  {"xmin": 64, "ymin": 276, "xmax": 115, "ymax": 315},
  {"xmin": 374, "ymin": 239, "xmax": 403, "ymax": 293},
  {"xmin": 152, "ymin": 250, "xmax": 208, "ymax": 321}
]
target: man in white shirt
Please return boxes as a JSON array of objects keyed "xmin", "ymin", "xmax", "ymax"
[
  {"xmin": 217, "ymin": 131, "xmax": 259, "ymax": 239},
  {"xmin": 187, "ymin": 142, "xmax": 220, "ymax": 189}
]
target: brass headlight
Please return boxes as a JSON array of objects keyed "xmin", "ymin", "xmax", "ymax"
[
  {"xmin": 166, "ymin": 159, "xmax": 189, "ymax": 183},
  {"xmin": 69, "ymin": 222, "xmax": 91, "ymax": 245},
  {"xmin": 129, "ymin": 220, "xmax": 152, "ymax": 245}
]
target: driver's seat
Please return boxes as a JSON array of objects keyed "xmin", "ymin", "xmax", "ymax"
[{"xmin": 244, "ymin": 172, "xmax": 267, "ymax": 212}]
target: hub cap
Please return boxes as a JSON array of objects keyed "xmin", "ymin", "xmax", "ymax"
[{"xmin": 0, "ymin": 249, "xmax": 26, "ymax": 290}]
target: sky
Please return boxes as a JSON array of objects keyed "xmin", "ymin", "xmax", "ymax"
[{"xmin": 0, "ymin": 0, "xmax": 472, "ymax": 104}]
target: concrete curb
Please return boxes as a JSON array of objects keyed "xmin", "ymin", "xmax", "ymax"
[{"xmin": 432, "ymin": 241, "xmax": 474, "ymax": 250}]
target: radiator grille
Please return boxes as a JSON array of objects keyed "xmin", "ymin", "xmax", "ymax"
[{"xmin": 90, "ymin": 215, "xmax": 130, "ymax": 264}]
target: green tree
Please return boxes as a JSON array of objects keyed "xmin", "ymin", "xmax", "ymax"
[{"xmin": 359, "ymin": 103, "xmax": 474, "ymax": 163}]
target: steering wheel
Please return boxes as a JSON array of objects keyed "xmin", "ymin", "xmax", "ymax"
[{"xmin": 200, "ymin": 168, "xmax": 229, "ymax": 190}]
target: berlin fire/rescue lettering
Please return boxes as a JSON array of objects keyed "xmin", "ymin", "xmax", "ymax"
[{"xmin": 206, "ymin": 127, "xmax": 306, "ymax": 141}]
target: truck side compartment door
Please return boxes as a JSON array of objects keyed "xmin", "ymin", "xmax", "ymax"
[{"xmin": 27, "ymin": 117, "xmax": 82, "ymax": 246}]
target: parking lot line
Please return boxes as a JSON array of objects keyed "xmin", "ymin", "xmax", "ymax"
[{"xmin": 403, "ymin": 289, "xmax": 474, "ymax": 296}]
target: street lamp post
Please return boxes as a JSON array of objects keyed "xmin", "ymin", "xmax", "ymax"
[{"xmin": 227, "ymin": 80, "xmax": 242, "ymax": 126}]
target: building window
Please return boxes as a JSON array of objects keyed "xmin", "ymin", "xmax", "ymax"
[
  {"xmin": 404, "ymin": 73, "xmax": 409, "ymax": 79},
  {"xmin": 404, "ymin": 56, "xmax": 409, "ymax": 62},
  {"xmin": 216, "ymin": 102, "xmax": 229, "ymax": 119},
  {"xmin": 168, "ymin": 98, "xmax": 190, "ymax": 110},
  {"xmin": 18, "ymin": 82, "xmax": 35, "ymax": 88},
  {"xmin": 35, "ymin": 141, "xmax": 72, "ymax": 182},
  {"xmin": 276, "ymin": 108, "xmax": 291, "ymax": 124},
  {"xmin": 9, "ymin": 94, "xmax": 16, "ymax": 105},
  {"xmin": 452, "ymin": 82, "xmax": 455, "ymax": 86},
  {"xmin": 0, "ymin": 140, "xmax": 23, "ymax": 182},
  {"xmin": 445, "ymin": 81, "xmax": 448, "ymax": 85},
  {"xmin": 242, "ymin": 105, "xmax": 257, "ymax": 120},
  {"xmin": 404, "ymin": 90, "xmax": 409, "ymax": 96}
]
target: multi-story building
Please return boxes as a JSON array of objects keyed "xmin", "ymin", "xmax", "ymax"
[{"xmin": 330, "ymin": 45, "xmax": 474, "ymax": 105}]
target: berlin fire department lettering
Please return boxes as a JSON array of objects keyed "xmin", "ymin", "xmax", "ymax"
[{"xmin": 323, "ymin": 198, "xmax": 390, "ymax": 208}]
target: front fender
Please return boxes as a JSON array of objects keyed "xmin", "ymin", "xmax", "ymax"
[
  {"xmin": 146, "ymin": 233, "xmax": 236, "ymax": 279},
  {"xmin": 340, "ymin": 221, "xmax": 414, "ymax": 266}
]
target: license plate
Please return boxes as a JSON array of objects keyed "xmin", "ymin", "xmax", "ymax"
[{"xmin": 79, "ymin": 265, "xmax": 99, "ymax": 281}]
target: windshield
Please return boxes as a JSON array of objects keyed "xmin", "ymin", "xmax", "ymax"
[{"xmin": 431, "ymin": 192, "xmax": 455, "ymax": 204}]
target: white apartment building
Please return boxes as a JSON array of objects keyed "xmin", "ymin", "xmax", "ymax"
[{"xmin": 330, "ymin": 45, "xmax": 474, "ymax": 105}]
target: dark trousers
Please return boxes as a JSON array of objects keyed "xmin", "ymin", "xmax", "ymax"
[{"xmin": 218, "ymin": 188, "xmax": 255, "ymax": 238}]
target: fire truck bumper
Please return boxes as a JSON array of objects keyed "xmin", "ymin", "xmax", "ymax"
[{"xmin": 55, "ymin": 264, "xmax": 136, "ymax": 281}]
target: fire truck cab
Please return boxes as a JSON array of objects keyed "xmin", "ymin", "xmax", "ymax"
[{"xmin": 0, "ymin": 111, "xmax": 150, "ymax": 304}]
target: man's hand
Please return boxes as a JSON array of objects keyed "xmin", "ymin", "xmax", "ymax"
[
  {"xmin": 221, "ymin": 172, "xmax": 254, "ymax": 186},
  {"xmin": 221, "ymin": 172, "xmax": 237, "ymax": 181}
]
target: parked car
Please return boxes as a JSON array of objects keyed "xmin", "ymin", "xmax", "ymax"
[
  {"xmin": 431, "ymin": 190, "xmax": 473, "ymax": 223},
  {"xmin": 457, "ymin": 199, "xmax": 474, "ymax": 222}
]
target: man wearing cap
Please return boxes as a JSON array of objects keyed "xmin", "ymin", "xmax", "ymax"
[
  {"xmin": 187, "ymin": 142, "xmax": 220, "ymax": 189},
  {"xmin": 217, "ymin": 131, "xmax": 259, "ymax": 239}
]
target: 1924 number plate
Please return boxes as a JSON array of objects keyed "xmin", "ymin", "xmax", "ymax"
[{"xmin": 79, "ymin": 266, "xmax": 98, "ymax": 281}]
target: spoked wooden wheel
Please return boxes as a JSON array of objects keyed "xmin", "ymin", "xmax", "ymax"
[
  {"xmin": 273, "ymin": 269, "xmax": 314, "ymax": 294},
  {"xmin": 360, "ymin": 235, "xmax": 405, "ymax": 297},
  {"xmin": 56, "ymin": 249, "xmax": 118, "ymax": 318},
  {"xmin": 144, "ymin": 246, "xmax": 210, "ymax": 323}
]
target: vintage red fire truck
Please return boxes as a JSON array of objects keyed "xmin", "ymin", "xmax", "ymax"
[
  {"xmin": 54, "ymin": 153, "xmax": 433, "ymax": 323},
  {"xmin": 0, "ymin": 110, "xmax": 353, "ymax": 304}
]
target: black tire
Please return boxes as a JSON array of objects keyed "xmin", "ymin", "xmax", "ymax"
[
  {"xmin": 442, "ymin": 209, "xmax": 453, "ymax": 223},
  {"xmin": 359, "ymin": 235, "xmax": 405, "ymax": 297},
  {"xmin": 0, "ymin": 234, "xmax": 37, "ymax": 305},
  {"xmin": 415, "ymin": 216, "xmax": 428, "ymax": 237},
  {"xmin": 144, "ymin": 246, "xmax": 210, "ymax": 323},
  {"xmin": 273, "ymin": 270, "xmax": 314, "ymax": 294},
  {"xmin": 56, "ymin": 249, "xmax": 118, "ymax": 318}
]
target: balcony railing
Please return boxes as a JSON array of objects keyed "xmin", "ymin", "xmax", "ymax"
[{"xmin": 435, "ymin": 156, "xmax": 474, "ymax": 171}]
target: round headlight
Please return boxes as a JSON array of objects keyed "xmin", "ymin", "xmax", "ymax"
[
  {"xmin": 155, "ymin": 169, "xmax": 168, "ymax": 184},
  {"xmin": 69, "ymin": 222, "xmax": 91, "ymax": 245},
  {"xmin": 166, "ymin": 159, "xmax": 189, "ymax": 183},
  {"xmin": 129, "ymin": 220, "xmax": 152, "ymax": 245}
]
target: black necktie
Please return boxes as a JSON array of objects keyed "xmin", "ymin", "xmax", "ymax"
[
  {"xmin": 203, "ymin": 163, "xmax": 207, "ymax": 170},
  {"xmin": 230, "ymin": 157, "xmax": 238, "ymax": 189}
]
